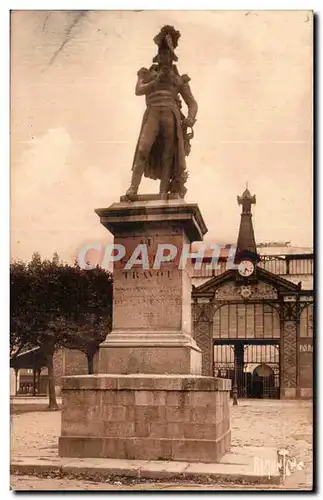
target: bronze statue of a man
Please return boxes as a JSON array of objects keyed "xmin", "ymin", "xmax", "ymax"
[{"xmin": 125, "ymin": 26, "xmax": 198, "ymax": 199}]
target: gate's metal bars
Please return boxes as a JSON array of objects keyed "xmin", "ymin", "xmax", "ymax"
[{"xmin": 213, "ymin": 343, "xmax": 280, "ymax": 399}]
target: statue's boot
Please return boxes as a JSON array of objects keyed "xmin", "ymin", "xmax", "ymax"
[
  {"xmin": 159, "ymin": 163, "xmax": 171, "ymax": 195},
  {"xmin": 126, "ymin": 166, "xmax": 144, "ymax": 197}
]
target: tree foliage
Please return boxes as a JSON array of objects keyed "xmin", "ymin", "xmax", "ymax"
[{"xmin": 10, "ymin": 252, "xmax": 113, "ymax": 407}]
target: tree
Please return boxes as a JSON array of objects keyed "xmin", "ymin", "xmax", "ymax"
[
  {"xmin": 52, "ymin": 316, "xmax": 111, "ymax": 374},
  {"xmin": 10, "ymin": 260, "xmax": 33, "ymax": 358},
  {"xmin": 10, "ymin": 253, "xmax": 113, "ymax": 409},
  {"xmin": 49, "ymin": 263, "xmax": 113, "ymax": 374}
]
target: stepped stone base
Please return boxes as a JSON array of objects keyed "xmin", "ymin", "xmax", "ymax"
[
  {"xmin": 97, "ymin": 331, "xmax": 202, "ymax": 375},
  {"xmin": 59, "ymin": 374, "xmax": 231, "ymax": 463}
]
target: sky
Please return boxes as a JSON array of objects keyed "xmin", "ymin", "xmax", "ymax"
[{"xmin": 10, "ymin": 10, "xmax": 313, "ymax": 264}]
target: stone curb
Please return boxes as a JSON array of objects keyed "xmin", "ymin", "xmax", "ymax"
[{"xmin": 11, "ymin": 457, "xmax": 282, "ymax": 485}]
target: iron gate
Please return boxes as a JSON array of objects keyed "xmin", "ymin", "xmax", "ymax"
[{"xmin": 213, "ymin": 342, "xmax": 280, "ymax": 399}]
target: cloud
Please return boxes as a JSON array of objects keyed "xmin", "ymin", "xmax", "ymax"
[
  {"xmin": 11, "ymin": 11, "xmax": 313, "ymax": 262},
  {"xmin": 12, "ymin": 127, "xmax": 71, "ymax": 189},
  {"xmin": 11, "ymin": 127, "xmax": 111, "ymax": 262}
]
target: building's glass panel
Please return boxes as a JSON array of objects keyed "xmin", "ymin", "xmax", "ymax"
[
  {"xmin": 237, "ymin": 304, "xmax": 246, "ymax": 338},
  {"xmin": 300, "ymin": 305, "xmax": 313, "ymax": 338},
  {"xmin": 228, "ymin": 304, "xmax": 237, "ymax": 338},
  {"xmin": 255, "ymin": 304, "xmax": 264, "ymax": 338}
]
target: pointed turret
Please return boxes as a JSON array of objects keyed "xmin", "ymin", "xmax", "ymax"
[{"xmin": 235, "ymin": 184, "xmax": 258, "ymax": 263}]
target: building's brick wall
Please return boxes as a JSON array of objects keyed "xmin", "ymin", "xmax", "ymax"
[
  {"xmin": 299, "ymin": 342, "xmax": 313, "ymax": 390},
  {"xmin": 299, "ymin": 305, "xmax": 313, "ymax": 395}
]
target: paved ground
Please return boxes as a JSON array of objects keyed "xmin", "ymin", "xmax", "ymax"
[
  {"xmin": 9, "ymin": 476, "xmax": 287, "ymax": 491},
  {"xmin": 11, "ymin": 397, "xmax": 62, "ymax": 405},
  {"xmin": 10, "ymin": 399, "xmax": 313, "ymax": 491}
]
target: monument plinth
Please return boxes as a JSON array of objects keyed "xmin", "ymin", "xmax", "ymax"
[
  {"xmin": 95, "ymin": 197, "xmax": 206, "ymax": 375},
  {"xmin": 59, "ymin": 25, "xmax": 231, "ymax": 463},
  {"xmin": 59, "ymin": 374, "xmax": 231, "ymax": 462},
  {"xmin": 59, "ymin": 197, "xmax": 232, "ymax": 462}
]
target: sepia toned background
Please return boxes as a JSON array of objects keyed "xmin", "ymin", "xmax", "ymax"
[{"xmin": 10, "ymin": 10, "xmax": 313, "ymax": 263}]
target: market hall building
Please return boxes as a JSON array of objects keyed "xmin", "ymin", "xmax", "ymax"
[{"xmin": 191, "ymin": 187, "xmax": 313, "ymax": 400}]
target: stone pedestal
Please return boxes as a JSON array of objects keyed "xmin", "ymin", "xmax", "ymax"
[
  {"xmin": 59, "ymin": 195, "xmax": 232, "ymax": 462},
  {"xmin": 59, "ymin": 375, "xmax": 231, "ymax": 463},
  {"xmin": 95, "ymin": 197, "xmax": 207, "ymax": 375}
]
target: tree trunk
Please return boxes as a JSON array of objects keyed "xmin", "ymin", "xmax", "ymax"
[
  {"xmin": 37, "ymin": 369, "xmax": 41, "ymax": 395},
  {"xmin": 47, "ymin": 351, "xmax": 59, "ymax": 410},
  {"xmin": 86, "ymin": 352, "xmax": 94, "ymax": 374},
  {"xmin": 32, "ymin": 369, "xmax": 36, "ymax": 396}
]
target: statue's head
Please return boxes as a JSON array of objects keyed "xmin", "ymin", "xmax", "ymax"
[
  {"xmin": 153, "ymin": 25, "xmax": 181, "ymax": 65},
  {"xmin": 154, "ymin": 25, "xmax": 181, "ymax": 50}
]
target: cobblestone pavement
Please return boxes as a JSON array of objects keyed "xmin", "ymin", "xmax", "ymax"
[{"xmin": 10, "ymin": 399, "xmax": 313, "ymax": 491}]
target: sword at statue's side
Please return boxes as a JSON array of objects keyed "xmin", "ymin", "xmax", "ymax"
[{"xmin": 182, "ymin": 124, "xmax": 194, "ymax": 157}]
